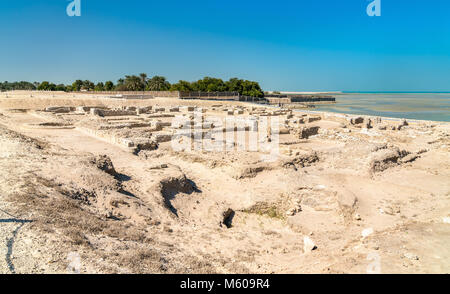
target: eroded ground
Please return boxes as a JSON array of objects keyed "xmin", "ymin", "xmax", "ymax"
[{"xmin": 0, "ymin": 92, "xmax": 449, "ymax": 273}]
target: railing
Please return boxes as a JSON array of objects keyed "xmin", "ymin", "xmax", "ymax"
[
  {"xmin": 239, "ymin": 96, "xmax": 269, "ymax": 104},
  {"xmin": 179, "ymin": 91, "xmax": 239, "ymax": 100}
]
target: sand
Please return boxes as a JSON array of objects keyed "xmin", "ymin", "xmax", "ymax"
[{"xmin": 0, "ymin": 91, "xmax": 449, "ymax": 274}]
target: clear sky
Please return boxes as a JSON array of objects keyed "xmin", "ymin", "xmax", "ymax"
[{"xmin": 1, "ymin": 0, "xmax": 449, "ymax": 91}]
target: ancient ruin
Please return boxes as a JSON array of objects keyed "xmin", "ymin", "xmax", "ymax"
[{"xmin": 0, "ymin": 91, "xmax": 449, "ymax": 274}]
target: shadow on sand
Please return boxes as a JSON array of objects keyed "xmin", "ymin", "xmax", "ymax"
[{"xmin": 1, "ymin": 209, "xmax": 33, "ymax": 274}]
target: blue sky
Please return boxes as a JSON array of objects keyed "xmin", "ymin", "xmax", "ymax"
[{"xmin": 0, "ymin": 0, "xmax": 449, "ymax": 91}]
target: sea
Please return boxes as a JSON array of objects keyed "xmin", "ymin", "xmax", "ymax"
[{"xmin": 310, "ymin": 92, "xmax": 450, "ymax": 122}]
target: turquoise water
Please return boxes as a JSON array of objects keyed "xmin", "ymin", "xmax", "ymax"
[{"xmin": 311, "ymin": 93, "xmax": 450, "ymax": 122}]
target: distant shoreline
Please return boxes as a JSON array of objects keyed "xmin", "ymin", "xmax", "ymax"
[
  {"xmin": 309, "ymin": 92, "xmax": 450, "ymax": 122},
  {"xmin": 341, "ymin": 91, "xmax": 450, "ymax": 94},
  {"xmin": 278, "ymin": 91, "xmax": 450, "ymax": 94}
]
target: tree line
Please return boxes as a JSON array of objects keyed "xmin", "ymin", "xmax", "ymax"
[{"xmin": 1, "ymin": 74, "xmax": 265, "ymax": 98}]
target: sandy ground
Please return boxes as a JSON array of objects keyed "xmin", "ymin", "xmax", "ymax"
[{"xmin": 0, "ymin": 91, "xmax": 449, "ymax": 274}]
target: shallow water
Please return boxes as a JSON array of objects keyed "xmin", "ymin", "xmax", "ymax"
[{"xmin": 311, "ymin": 93, "xmax": 450, "ymax": 122}]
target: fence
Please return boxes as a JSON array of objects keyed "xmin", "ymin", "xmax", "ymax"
[
  {"xmin": 238, "ymin": 96, "xmax": 269, "ymax": 104},
  {"xmin": 179, "ymin": 91, "xmax": 239, "ymax": 100}
]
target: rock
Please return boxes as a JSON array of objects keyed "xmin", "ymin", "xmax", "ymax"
[
  {"xmin": 417, "ymin": 149, "xmax": 428, "ymax": 154},
  {"xmin": 370, "ymin": 148, "xmax": 409, "ymax": 173},
  {"xmin": 90, "ymin": 108, "xmax": 103, "ymax": 117},
  {"xmin": 350, "ymin": 117, "xmax": 364, "ymax": 125},
  {"xmin": 381, "ymin": 206, "xmax": 394, "ymax": 215},
  {"xmin": 307, "ymin": 116, "xmax": 321, "ymax": 123},
  {"xmin": 149, "ymin": 164, "xmax": 169, "ymax": 170},
  {"xmin": 136, "ymin": 141, "xmax": 159, "ymax": 151},
  {"xmin": 286, "ymin": 202, "xmax": 301, "ymax": 216},
  {"xmin": 404, "ymin": 253, "xmax": 419, "ymax": 260},
  {"xmin": 315, "ymin": 185, "xmax": 326, "ymax": 190},
  {"xmin": 286, "ymin": 208, "xmax": 296, "ymax": 216},
  {"xmin": 91, "ymin": 155, "xmax": 117, "ymax": 176},
  {"xmin": 338, "ymin": 192, "xmax": 357, "ymax": 214},
  {"xmin": 303, "ymin": 236, "xmax": 317, "ymax": 252},
  {"xmin": 401, "ymin": 154, "xmax": 419, "ymax": 164},
  {"xmin": 136, "ymin": 106, "xmax": 152, "ymax": 115},
  {"xmin": 222, "ymin": 209, "xmax": 235, "ymax": 228},
  {"xmin": 180, "ymin": 106, "xmax": 195, "ymax": 112},
  {"xmin": 45, "ymin": 106, "xmax": 72, "ymax": 113},
  {"xmin": 298, "ymin": 126, "xmax": 320, "ymax": 139},
  {"xmin": 396, "ymin": 119, "xmax": 409, "ymax": 130},
  {"xmin": 361, "ymin": 228, "xmax": 374, "ymax": 238},
  {"xmin": 354, "ymin": 213, "xmax": 362, "ymax": 221}
]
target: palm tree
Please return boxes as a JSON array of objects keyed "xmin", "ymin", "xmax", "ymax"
[
  {"xmin": 124, "ymin": 75, "xmax": 144, "ymax": 91},
  {"xmin": 139, "ymin": 73, "xmax": 148, "ymax": 91},
  {"xmin": 147, "ymin": 76, "xmax": 171, "ymax": 91}
]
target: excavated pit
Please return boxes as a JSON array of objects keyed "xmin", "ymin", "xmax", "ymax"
[
  {"xmin": 159, "ymin": 174, "xmax": 197, "ymax": 217},
  {"xmin": 222, "ymin": 209, "xmax": 235, "ymax": 228}
]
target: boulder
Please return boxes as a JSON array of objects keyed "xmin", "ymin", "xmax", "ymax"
[
  {"xmin": 307, "ymin": 116, "xmax": 321, "ymax": 123},
  {"xmin": 369, "ymin": 148, "xmax": 409, "ymax": 172},
  {"xmin": 299, "ymin": 126, "xmax": 320, "ymax": 139},
  {"xmin": 350, "ymin": 117, "xmax": 364, "ymax": 125},
  {"xmin": 396, "ymin": 119, "xmax": 409, "ymax": 130}
]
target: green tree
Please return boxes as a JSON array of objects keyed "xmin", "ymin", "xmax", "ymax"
[
  {"xmin": 82, "ymin": 80, "xmax": 95, "ymax": 91},
  {"xmin": 146, "ymin": 76, "xmax": 171, "ymax": 91},
  {"xmin": 0, "ymin": 81, "xmax": 36, "ymax": 91},
  {"xmin": 139, "ymin": 73, "xmax": 148, "ymax": 87},
  {"xmin": 240, "ymin": 80, "xmax": 264, "ymax": 97},
  {"xmin": 55, "ymin": 84, "xmax": 66, "ymax": 91},
  {"xmin": 104, "ymin": 81, "xmax": 114, "ymax": 91},
  {"xmin": 72, "ymin": 80, "xmax": 83, "ymax": 91},
  {"xmin": 115, "ymin": 79, "xmax": 125, "ymax": 91},
  {"xmin": 122, "ymin": 75, "xmax": 145, "ymax": 91},
  {"xmin": 170, "ymin": 80, "xmax": 193, "ymax": 92},
  {"xmin": 191, "ymin": 77, "xmax": 226, "ymax": 92},
  {"xmin": 94, "ymin": 82, "xmax": 105, "ymax": 91},
  {"xmin": 225, "ymin": 78, "xmax": 243, "ymax": 93},
  {"xmin": 38, "ymin": 81, "xmax": 51, "ymax": 90}
]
